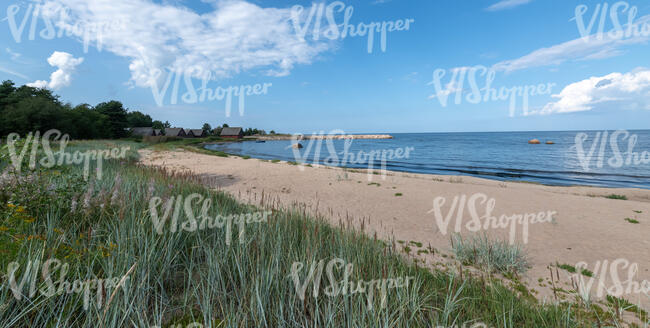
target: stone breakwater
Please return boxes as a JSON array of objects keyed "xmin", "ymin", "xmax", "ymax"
[{"xmin": 250, "ymin": 134, "xmax": 394, "ymax": 140}]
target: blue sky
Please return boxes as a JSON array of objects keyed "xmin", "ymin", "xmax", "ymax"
[{"xmin": 1, "ymin": 0, "xmax": 650, "ymax": 133}]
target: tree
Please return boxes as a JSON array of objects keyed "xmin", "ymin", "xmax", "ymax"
[
  {"xmin": 0, "ymin": 80, "xmax": 262, "ymax": 140},
  {"xmin": 0, "ymin": 80, "xmax": 16, "ymax": 111},
  {"xmin": 213, "ymin": 124, "xmax": 227, "ymax": 136},
  {"xmin": 64, "ymin": 104, "xmax": 111, "ymax": 139},
  {"xmin": 0, "ymin": 84, "xmax": 68, "ymax": 136},
  {"xmin": 270, "ymin": 130, "xmax": 276, "ymax": 135},
  {"xmin": 126, "ymin": 111, "xmax": 153, "ymax": 127},
  {"xmin": 202, "ymin": 123, "xmax": 212, "ymax": 135},
  {"xmin": 0, "ymin": 96, "xmax": 68, "ymax": 136},
  {"xmin": 95, "ymin": 101, "xmax": 128, "ymax": 138},
  {"xmin": 242, "ymin": 128, "xmax": 265, "ymax": 136}
]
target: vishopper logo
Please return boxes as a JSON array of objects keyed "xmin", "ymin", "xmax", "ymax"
[
  {"xmin": 148, "ymin": 193, "xmax": 270, "ymax": 245},
  {"xmin": 288, "ymin": 258, "xmax": 415, "ymax": 310},
  {"xmin": 289, "ymin": 130, "xmax": 414, "ymax": 181},
  {"xmin": 573, "ymin": 130, "xmax": 649, "ymax": 171},
  {"xmin": 428, "ymin": 66, "xmax": 556, "ymax": 117},
  {"xmin": 290, "ymin": 1, "xmax": 415, "ymax": 53},
  {"xmin": 6, "ymin": 258, "xmax": 130, "ymax": 311},
  {"xmin": 427, "ymin": 193, "xmax": 556, "ymax": 245},
  {"xmin": 5, "ymin": 0, "xmax": 125, "ymax": 53},
  {"xmin": 6, "ymin": 129, "xmax": 130, "ymax": 180},
  {"xmin": 572, "ymin": 1, "xmax": 650, "ymax": 42},
  {"xmin": 149, "ymin": 67, "xmax": 272, "ymax": 117},
  {"xmin": 570, "ymin": 259, "xmax": 650, "ymax": 299}
]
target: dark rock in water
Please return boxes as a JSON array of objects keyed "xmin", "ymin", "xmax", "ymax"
[
  {"xmin": 292, "ymin": 143, "xmax": 303, "ymax": 149},
  {"xmin": 528, "ymin": 139, "xmax": 541, "ymax": 144}
]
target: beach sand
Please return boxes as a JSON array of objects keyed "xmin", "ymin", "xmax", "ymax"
[{"xmin": 139, "ymin": 148, "xmax": 650, "ymax": 310}]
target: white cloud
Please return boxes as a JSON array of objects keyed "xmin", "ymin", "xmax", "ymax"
[
  {"xmin": 27, "ymin": 51, "xmax": 84, "ymax": 90},
  {"xmin": 6, "ymin": 48, "xmax": 21, "ymax": 61},
  {"xmin": 39, "ymin": 0, "xmax": 331, "ymax": 88},
  {"xmin": 492, "ymin": 15, "xmax": 650, "ymax": 72},
  {"xmin": 538, "ymin": 68, "xmax": 650, "ymax": 115},
  {"xmin": 0, "ymin": 66, "xmax": 29, "ymax": 80},
  {"xmin": 0, "ymin": 48, "xmax": 28, "ymax": 79},
  {"xmin": 486, "ymin": 0, "xmax": 532, "ymax": 12}
]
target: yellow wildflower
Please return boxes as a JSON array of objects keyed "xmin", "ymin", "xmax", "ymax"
[
  {"xmin": 0, "ymin": 226, "xmax": 9, "ymax": 232},
  {"xmin": 54, "ymin": 228, "xmax": 63, "ymax": 234},
  {"xmin": 16, "ymin": 206, "xmax": 25, "ymax": 213},
  {"xmin": 24, "ymin": 217, "xmax": 35, "ymax": 223},
  {"xmin": 7, "ymin": 204, "xmax": 15, "ymax": 208}
]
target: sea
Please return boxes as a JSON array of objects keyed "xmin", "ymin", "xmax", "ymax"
[{"xmin": 205, "ymin": 130, "xmax": 650, "ymax": 189}]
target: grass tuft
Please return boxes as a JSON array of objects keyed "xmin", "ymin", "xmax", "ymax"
[
  {"xmin": 451, "ymin": 234, "xmax": 529, "ymax": 275},
  {"xmin": 605, "ymin": 194, "xmax": 627, "ymax": 200}
]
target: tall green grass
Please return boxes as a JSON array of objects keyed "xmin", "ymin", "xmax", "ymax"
[
  {"xmin": 451, "ymin": 234, "xmax": 529, "ymax": 275},
  {"xmin": 0, "ymin": 140, "xmax": 643, "ymax": 327}
]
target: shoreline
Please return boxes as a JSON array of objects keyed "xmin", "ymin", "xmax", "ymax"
[
  {"xmin": 139, "ymin": 147, "xmax": 650, "ymax": 311},
  {"xmin": 244, "ymin": 134, "xmax": 394, "ymax": 140},
  {"xmin": 202, "ymin": 144, "xmax": 650, "ymax": 191}
]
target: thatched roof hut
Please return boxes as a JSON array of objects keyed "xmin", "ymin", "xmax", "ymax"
[
  {"xmin": 165, "ymin": 128, "xmax": 187, "ymax": 137},
  {"xmin": 131, "ymin": 127, "xmax": 155, "ymax": 136},
  {"xmin": 220, "ymin": 127, "xmax": 243, "ymax": 139},
  {"xmin": 188, "ymin": 129, "xmax": 207, "ymax": 138}
]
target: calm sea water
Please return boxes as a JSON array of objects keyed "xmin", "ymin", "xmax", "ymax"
[{"xmin": 205, "ymin": 130, "xmax": 650, "ymax": 189}]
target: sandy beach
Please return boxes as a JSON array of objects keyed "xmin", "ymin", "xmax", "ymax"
[{"xmin": 139, "ymin": 147, "xmax": 650, "ymax": 310}]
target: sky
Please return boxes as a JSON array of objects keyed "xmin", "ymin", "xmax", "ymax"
[{"xmin": 1, "ymin": 0, "xmax": 649, "ymax": 134}]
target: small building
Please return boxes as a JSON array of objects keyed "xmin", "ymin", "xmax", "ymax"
[
  {"xmin": 164, "ymin": 128, "xmax": 187, "ymax": 137},
  {"xmin": 130, "ymin": 127, "xmax": 155, "ymax": 137},
  {"xmin": 187, "ymin": 129, "xmax": 207, "ymax": 138},
  {"xmin": 153, "ymin": 129, "xmax": 162, "ymax": 136},
  {"xmin": 220, "ymin": 127, "xmax": 244, "ymax": 139}
]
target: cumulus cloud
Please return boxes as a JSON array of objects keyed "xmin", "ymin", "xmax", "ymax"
[
  {"xmin": 28, "ymin": 51, "xmax": 84, "ymax": 90},
  {"xmin": 38, "ymin": 0, "xmax": 331, "ymax": 88},
  {"xmin": 486, "ymin": 0, "xmax": 532, "ymax": 12},
  {"xmin": 537, "ymin": 68, "xmax": 650, "ymax": 115},
  {"xmin": 492, "ymin": 15, "xmax": 650, "ymax": 72}
]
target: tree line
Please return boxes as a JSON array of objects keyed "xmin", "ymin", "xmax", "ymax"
[{"xmin": 0, "ymin": 81, "xmax": 273, "ymax": 139}]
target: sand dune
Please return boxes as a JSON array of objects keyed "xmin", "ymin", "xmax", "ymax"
[{"xmin": 139, "ymin": 148, "xmax": 650, "ymax": 311}]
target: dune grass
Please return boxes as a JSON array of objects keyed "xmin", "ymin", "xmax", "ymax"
[
  {"xmin": 557, "ymin": 263, "xmax": 594, "ymax": 277},
  {"xmin": 0, "ymin": 140, "xmax": 644, "ymax": 327},
  {"xmin": 450, "ymin": 234, "xmax": 528, "ymax": 276}
]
